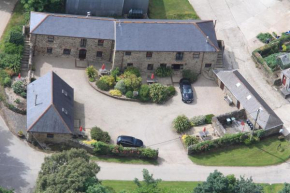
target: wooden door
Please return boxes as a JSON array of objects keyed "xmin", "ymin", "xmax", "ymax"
[{"xmin": 79, "ymin": 49, "xmax": 87, "ymax": 60}]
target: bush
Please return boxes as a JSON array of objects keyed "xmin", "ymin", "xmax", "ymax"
[
  {"xmin": 12, "ymin": 81, "xmax": 26, "ymax": 95},
  {"xmin": 3, "ymin": 77, "xmax": 11, "ymax": 87},
  {"xmin": 20, "ymin": 92, "xmax": 26, "ymax": 98},
  {"xmin": 114, "ymin": 80, "xmax": 126, "ymax": 94},
  {"xmin": 139, "ymin": 84, "xmax": 150, "ymax": 101},
  {"xmin": 125, "ymin": 91, "xmax": 133, "ymax": 98},
  {"xmin": 173, "ymin": 115, "xmax": 191, "ymax": 133},
  {"xmin": 256, "ymin": 32, "xmax": 273, "ymax": 43},
  {"xmin": 205, "ymin": 114, "xmax": 214, "ymax": 124},
  {"xmin": 190, "ymin": 115, "xmax": 206, "ymax": 126},
  {"xmin": 86, "ymin": 65, "xmax": 98, "ymax": 79},
  {"xmin": 264, "ymin": 53, "xmax": 283, "ymax": 70},
  {"xmin": 182, "ymin": 135, "xmax": 199, "ymax": 147},
  {"xmin": 100, "ymin": 75, "xmax": 115, "ymax": 88},
  {"xmin": 109, "ymin": 89, "xmax": 122, "ymax": 97},
  {"xmin": 9, "ymin": 30, "xmax": 24, "ymax": 45},
  {"xmin": 89, "ymin": 77, "xmax": 95, "ymax": 82},
  {"xmin": 149, "ymin": 83, "xmax": 167, "ymax": 103},
  {"xmin": 96, "ymin": 79, "xmax": 110, "ymax": 91},
  {"xmin": 155, "ymin": 67, "xmax": 173, "ymax": 77},
  {"xmin": 182, "ymin": 69, "xmax": 198, "ymax": 83},
  {"xmin": 124, "ymin": 66, "xmax": 141, "ymax": 77},
  {"xmin": 111, "ymin": 67, "xmax": 120, "ymax": 79},
  {"xmin": 90, "ymin": 127, "xmax": 111, "ymax": 143},
  {"xmin": 123, "ymin": 74, "xmax": 142, "ymax": 91},
  {"xmin": 3, "ymin": 42, "xmax": 23, "ymax": 55},
  {"xmin": 166, "ymin": 85, "xmax": 176, "ymax": 96},
  {"xmin": 0, "ymin": 54, "xmax": 21, "ymax": 73}
]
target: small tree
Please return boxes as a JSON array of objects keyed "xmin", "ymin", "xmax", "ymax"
[
  {"xmin": 86, "ymin": 66, "xmax": 98, "ymax": 79},
  {"xmin": 123, "ymin": 74, "xmax": 142, "ymax": 91},
  {"xmin": 100, "ymin": 76, "xmax": 115, "ymax": 88},
  {"xmin": 114, "ymin": 80, "xmax": 126, "ymax": 94},
  {"xmin": 139, "ymin": 84, "xmax": 150, "ymax": 101},
  {"xmin": 91, "ymin": 127, "xmax": 111, "ymax": 143},
  {"xmin": 12, "ymin": 81, "xmax": 26, "ymax": 95},
  {"xmin": 279, "ymin": 183, "xmax": 290, "ymax": 193},
  {"xmin": 133, "ymin": 169, "xmax": 162, "ymax": 193},
  {"xmin": 149, "ymin": 83, "xmax": 167, "ymax": 103},
  {"xmin": 173, "ymin": 115, "xmax": 191, "ymax": 133}
]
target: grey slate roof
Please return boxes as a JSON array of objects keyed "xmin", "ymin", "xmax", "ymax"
[
  {"xmin": 30, "ymin": 12, "xmax": 219, "ymax": 52},
  {"xmin": 115, "ymin": 20, "xmax": 219, "ymax": 52},
  {"xmin": 214, "ymin": 70, "xmax": 283, "ymax": 130},
  {"xmin": 278, "ymin": 53, "xmax": 290, "ymax": 66},
  {"xmin": 27, "ymin": 72, "xmax": 74, "ymax": 134},
  {"xmin": 30, "ymin": 12, "xmax": 115, "ymax": 40}
]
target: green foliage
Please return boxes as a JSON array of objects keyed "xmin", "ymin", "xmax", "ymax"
[
  {"xmin": 14, "ymin": 98, "xmax": 20, "ymax": 104},
  {"xmin": 90, "ymin": 127, "xmax": 111, "ymax": 143},
  {"xmin": 256, "ymin": 33, "xmax": 273, "ymax": 43},
  {"xmin": 3, "ymin": 77, "xmax": 12, "ymax": 87},
  {"xmin": 86, "ymin": 184, "xmax": 114, "ymax": 193},
  {"xmin": 0, "ymin": 186, "xmax": 14, "ymax": 193},
  {"xmin": 124, "ymin": 67, "xmax": 141, "ymax": 77},
  {"xmin": 133, "ymin": 169, "xmax": 162, "ymax": 193},
  {"xmin": 0, "ymin": 54, "xmax": 21, "ymax": 73},
  {"xmin": 167, "ymin": 85, "xmax": 176, "ymax": 96},
  {"xmin": 35, "ymin": 149, "xmax": 100, "ymax": 193},
  {"xmin": 205, "ymin": 114, "xmax": 214, "ymax": 124},
  {"xmin": 279, "ymin": 183, "xmax": 290, "ymax": 193},
  {"xmin": 111, "ymin": 67, "xmax": 120, "ymax": 79},
  {"xmin": 149, "ymin": 83, "xmax": 167, "ymax": 103},
  {"xmin": 183, "ymin": 135, "xmax": 199, "ymax": 147},
  {"xmin": 139, "ymin": 84, "xmax": 150, "ymax": 101},
  {"xmin": 89, "ymin": 77, "xmax": 95, "ymax": 82},
  {"xmin": 282, "ymin": 45, "xmax": 287, "ymax": 51},
  {"xmin": 114, "ymin": 80, "xmax": 126, "ymax": 94},
  {"xmin": 173, "ymin": 115, "xmax": 191, "ymax": 133},
  {"xmin": 12, "ymin": 81, "xmax": 26, "ymax": 95},
  {"xmin": 9, "ymin": 30, "xmax": 24, "ymax": 45},
  {"xmin": 109, "ymin": 89, "xmax": 122, "ymax": 97},
  {"xmin": 190, "ymin": 115, "xmax": 206, "ymax": 126},
  {"xmin": 193, "ymin": 170, "xmax": 263, "ymax": 193},
  {"xmin": 155, "ymin": 67, "xmax": 173, "ymax": 77},
  {"xmin": 93, "ymin": 141, "xmax": 111, "ymax": 155},
  {"xmin": 123, "ymin": 74, "xmax": 142, "ymax": 91},
  {"xmin": 86, "ymin": 66, "xmax": 98, "ymax": 79},
  {"xmin": 125, "ymin": 91, "xmax": 133, "ymax": 98},
  {"xmin": 182, "ymin": 69, "xmax": 198, "ymax": 83},
  {"xmin": 20, "ymin": 92, "xmax": 27, "ymax": 98},
  {"xmin": 21, "ymin": 0, "xmax": 65, "ymax": 13},
  {"xmin": 264, "ymin": 53, "xmax": 283, "ymax": 70},
  {"xmin": 96, "ymin": 80, "xmax": 110, "ymax": 91},
  {"xmin": 100, "ymin": 76, "xmax": 115, "ymax": 88},
  {"xmin": 3, "ymin": 42, "xmax": 23, "ymax": 55}
]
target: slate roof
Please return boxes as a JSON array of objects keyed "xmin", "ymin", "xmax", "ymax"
[
  {"xmin": 214, "ymin": 70, "xmax": 283, "ymax": 130},
  {"xmin": 30, "ymin": 12, "xmax": 219, "ymax": 52},
  {"xmin": 27, "ymin": 72, "xmax": 74, "ymax": 134},
  {"xmin": 282, "ymin": 68, "xmax": 290, "ymax": 78},
  {"xmin": 30, "ymin": 12, "xmax": 115, "ymax": 40},
  {"xmin": 278, "ymin": 53, "xmax": 290, "ymax": 66}
]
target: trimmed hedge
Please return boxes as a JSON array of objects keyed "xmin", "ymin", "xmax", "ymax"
[
  {"xmin": 91, "ymin": 142, "xmax": 158, "ymax": 160},
  {"xmin": 188, "ymin": 130, "xmax": 266, "ymax": 155},
  {"xmin": 190, "ymin": 114, "xmax": 214, "ymax": 126},
  {"xmin": 90, "ymin": 127, "xmax": 111, "ymax": 143}
]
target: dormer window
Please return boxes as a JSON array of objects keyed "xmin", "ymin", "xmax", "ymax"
[
  {"xmin": 62, "ymin": 107, "xmax": 68, "ymax": 115},
  {"xmin": 62, "ymin": 89, "xmax": 68, "ymax": 96}
]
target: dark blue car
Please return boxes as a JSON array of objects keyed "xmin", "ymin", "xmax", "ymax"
[
  {"xmin": 179, "ymin": 78, "xmax": 193, "ymax": 103},
  {"xmin": 117, "ymin": 136, "xmax": 144, "ymax": 147}
]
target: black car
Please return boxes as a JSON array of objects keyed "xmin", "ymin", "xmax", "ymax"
[
  {"xmin": 179, "ymin": 78, "xmax": 193, "ymax": 103},
  {"xmin": 117, "ymin": 135, "xmax": 144, "ymax": 147}
]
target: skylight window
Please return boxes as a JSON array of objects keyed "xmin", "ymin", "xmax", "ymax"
[
  {"xmin": 62, "ymin": 108, "xmax": 68, "ymax": 115},
  {"xmin": 236, "ymin": 83, "xmax": 241, "ymax": 87},
  {"xmin": 62, "ymin": 89, "xmax": 68, "ymax": 96},
  {"xmin": 247, "ymin": 95, "xmax": 252, "ymax": 100}
]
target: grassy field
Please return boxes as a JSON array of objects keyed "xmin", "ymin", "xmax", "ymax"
[
  {"xmin": 189, "ymin": 136, "xmax": 290, "ymax": 166},
  {"xmin": 102, "ymin": 180, "xmax": 284, "ymax": 193},
  {"xmin": 148, "ymin": 0, "xmax": 199, "ymax": 19},
  {"xmin": 90, "ymin": 155, "xmax": 158, "ymax": 165}
]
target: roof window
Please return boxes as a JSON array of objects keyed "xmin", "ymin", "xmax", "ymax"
[
  {"xmin": 236, "ymin": 83, "xmax": 241, "ymax": 87},
  {"xmin": 62, "ymin": 108, "xmax": 68, "ymax": 115},
  {"xmin": 246, "ymin": 95, "xmax": 252, "ymax": 100},
  {"xmin": 62, "ymin": 89, "xmax": 68, "ymax": 96}
]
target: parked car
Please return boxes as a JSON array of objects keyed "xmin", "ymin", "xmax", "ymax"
[
  {"xmin": 179, "ymin": 78, "xmax": 194, "ymax": 103},
  {"xmin": 117, "ymin": 135, "xmax": 144, "ymax": 147}
]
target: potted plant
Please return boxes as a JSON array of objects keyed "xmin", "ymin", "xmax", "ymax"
[{"xmin": 17, "ymin": 130, "xmax": 24, "ymax": 138}]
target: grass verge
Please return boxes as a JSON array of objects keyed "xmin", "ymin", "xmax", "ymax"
[
  {"xmin": 148, "ymin": 0, "xmax": 199, "ymax": 19},
  {"xmin": 189, "ymin": 136, "xmax": 290, "ymax": 166},
  {"xmin": 90, "ymin": 155, "xmax": 158, "ymax": 165}
]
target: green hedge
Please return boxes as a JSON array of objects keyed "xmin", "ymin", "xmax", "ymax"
[
  {"xmin": 188, "ymin": 130, "xmax": 266, "ymax": 155},
  {"xmin": 91, "ymin": 142, "xmax": 158, "ymax": 160},
  {"xmin": 190, "ymin": 114, "xmax": 215, "ymax": 126},
  {"xmin": 155, "ymin": 67, "xmax": 173, "ymax": 77}
]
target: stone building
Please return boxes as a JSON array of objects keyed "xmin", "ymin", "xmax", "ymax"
[
  {"xmin": 214, "ymin": 70, "xmax": 283, "ymax": 135},
  {"xmin": 27, "ymin": 71, "xmax": 74, "ymax": 144},
  {"xmin": 30, "ymin": 12, "xmax": 224, "ymax": 75}
]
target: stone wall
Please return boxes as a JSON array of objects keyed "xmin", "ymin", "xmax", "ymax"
[
  {"xmin": 31, "ymin": 34, "xmax": 113, "ymax": 62},
  {"xmin": 27, "ymin": 132, "xmax": 72, "ymax": 143},
  {"xmin": 113, "ymin": 51, "xmax": 218, "ymax": 74}
]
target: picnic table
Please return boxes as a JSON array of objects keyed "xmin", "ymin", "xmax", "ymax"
[{"xmin": 146, "ymin": 75, "xmax": 158, "ymax": 84}]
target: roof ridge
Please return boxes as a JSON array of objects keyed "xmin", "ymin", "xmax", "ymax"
[
  {"xmin": 49, "ymin": 13, "xmax": 116, "ymax": 21},
  {"xmin": 30, "ymin": 14, "xmax": 49, "ymax": 34},
  {"xmin": 51, "ymin": 104, "xmax": 72, "ymax": 133},
  {"xmin": 27, "ymin": 104, "xmax": 53, "ymax": 131},
  {"xmin": 193, "ymin": 23, "xmax": 219, "ymax": 51}
]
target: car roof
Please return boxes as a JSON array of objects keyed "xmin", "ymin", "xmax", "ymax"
[{"xmin": 119, "ymin": 135, "xmax": 135, "ymax": 142}]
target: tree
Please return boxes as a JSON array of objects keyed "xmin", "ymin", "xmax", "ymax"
[
  {"xmin": 149, "ymin": 83, "xmax": 167, "ymax": 103},
  {"xmin": 21, "ymin": 0, "xmax": 65, "ymax": 13},
  {"xmin": 86, "ymin": 184, "xmax": 114, "ymax": 193},
  {"xmin": 234, "ymin": 176, "xmax": 263, "ymax": 193},
  {"xmin": 279, "ymin": 183, "xmax": 290, "ymax": 193},
  {"xmin": 132, "ymin": 169, "xmax": 163, "ymax": 193},
  {"xmin": 35, "ymin": 149, "xmax": 100, "ymax": 193},
  {"xmin": 0, "ymin": 186, "xmax": 14, "ymax": 193}
]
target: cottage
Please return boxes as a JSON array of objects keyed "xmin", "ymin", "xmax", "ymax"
[
  {"xmin": 214, "ymin": 70, "xmax": 283, "ymax": 135},
  {"xmin": 27, "ymin": 72, "xmax": 74, "ymax": 144},
  {"xmin": 29, "ymin": 12, "xmax": 224, "ymax": 75}
]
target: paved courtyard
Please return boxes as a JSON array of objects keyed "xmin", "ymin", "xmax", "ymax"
[{"xmin": 34, "ymin": 56, "xmax": 236, "ymax": 164}]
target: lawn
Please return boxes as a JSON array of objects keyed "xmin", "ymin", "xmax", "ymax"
[
  {"xmin": 149, "ymin": 0, "xmax": 199, "ymax": 19},
  {"xmin": 262, "ymin": 183, "xmax": 284, "ymax": 193},
  {"xmin": 90, "ymin": 155, "xmax": 158, "ymax": 165},
  {"xmin": 189, "ymin": 136, "xmax": 290, "ymax": 166}
]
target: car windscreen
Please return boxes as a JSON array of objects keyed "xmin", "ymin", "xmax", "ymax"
[{"xmin": 183, "ymin": 86, "xmax": 192, "ymax": 94}]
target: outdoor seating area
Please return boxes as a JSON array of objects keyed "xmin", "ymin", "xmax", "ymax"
[{"xmin": 187, "ymin": 125, "xmax": 220, "ymax": 141}]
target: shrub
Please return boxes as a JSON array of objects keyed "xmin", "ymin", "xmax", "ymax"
[
  {"xmin": 114, "ymin": 79, "xmax": 126, "ymax": 94},
  {"xmin": 190, "ymin": 115, "xmax": 206, "ymax": 126},
  {"xmin": 4, "ymin": 42, "xmax": 23, "ymax": 55},
  {"xmin": 96, "ymin": 80, "xmax": 110, "ymax": 91},
  {"xmin": 20, "ymin": 92, "xmax": 27, "ymax": 98},
  {"xmin": 12, "ymin": 81, "xmax": 26, "ymax": 95},
  {"xmin": 173, "ymin": 115, "xmax": 191, "ymax": 133},
  {"xmin": 125, "ymin": 91, "xmax": 133, "ymax": 98},
  {"xmin": 256, "ymin": 32, "xmax": 273, "ymax": 43},
  {"xmin": 109, "ymin": 89, "xmax": 122, "ymax": 97},
  {"xmin": 90, "ymin": 127, "xmax": 111, "ymax": 143},
  {"xmin": 0, "ymin": 54, "xmax": 21, "ymax": 73},
  {"xmin": 182, "ymin": 69, "xmax": 198, "ymax": 83},
  {"xmin": 14, "ymin": 98, "xmax": 20, "ymax": 104},
  {"xmin": 264, "ymin": 53, "xmax": 283, "ymax": 70},
  {"xmin": 123, "ymin": 74, "xmax": 142, "ymax": 91},
  {"xmin": 149, "ymin": 83, "xmax": 167, "ymax": 103},
  {"xmin": 182, "ymin": 135, "xmax": 199, "ymax": 147},
  {"xmin": 205, "ymin": 114, "xmax": 214, "ymax": 124},
  {"xmin": 86, "ymin": 65, "xmax": 98, "ymax": 79},
  {"xmin": 111, "ymin": 67, "xmax": 120, "ymax": 79},
  {"xmin": 92, "ymin": 141, "xmax": 111, "ymax": 155},
  {"xmin": 139, "ymin": 84, "xmax": 150, "ymax": 101},
  {"xmin": 9, "ymin": 30, "xmax": 24, "ymax": 45},
  {"xmin": 3, "ymin": 77, "xmax": 11, "ymax": 87},
  {"xmin": 124, "ymin": 66, "xmax": 141, "ymax": 77},
  {"xmin": 89, "ymin": 77, "xmax": 95, "ymax": 82},
  {"xmin": 100, "ymin": 75, "xmax": 115, "ymax": 88},
  {"xmin": 166, "ymin": 85, "xmax": 176, "ymax": 96},
  {"xmin": 155, "ymin": 67, "xmax": 173, "ymax": 77}
]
